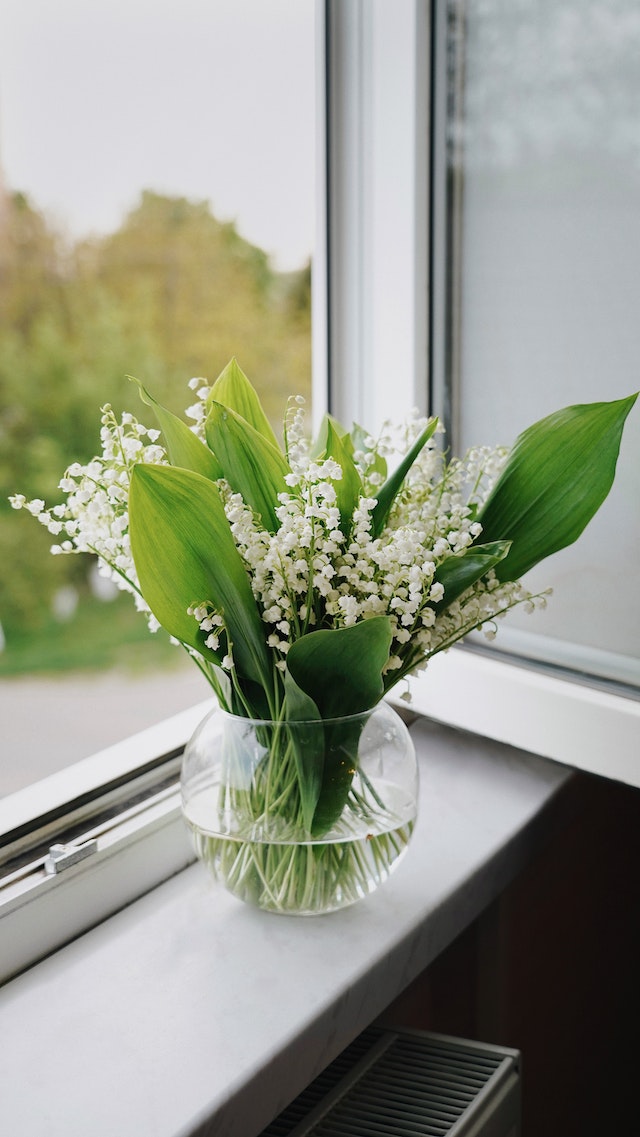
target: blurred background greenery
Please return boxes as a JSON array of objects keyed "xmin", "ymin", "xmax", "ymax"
[{"xmin": 0, "ymin": 189, "xmax": 311, "ymax": 674}]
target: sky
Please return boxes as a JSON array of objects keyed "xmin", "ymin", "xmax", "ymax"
[{"xmin": 0, "ymin": 0, "xmax": 315, "ymax": 270}]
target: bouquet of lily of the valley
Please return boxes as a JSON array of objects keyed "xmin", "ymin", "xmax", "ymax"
[{"xmin": 13, "ymin": 360, "xmax": 636, "ymax": 911}]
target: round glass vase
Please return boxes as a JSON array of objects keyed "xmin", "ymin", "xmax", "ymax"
[{"xmin": 181, "ymin": 701, "xmax": 418, "ymax": 916}]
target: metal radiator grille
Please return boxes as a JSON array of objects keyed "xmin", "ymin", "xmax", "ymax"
[
  {"xmin": 260, "ymin": 1030, "xmax": 382, "ymax": 1137},
  {"xmin": 259, "ymin": 1027, "xmax": 520, "ymax": 1137}
]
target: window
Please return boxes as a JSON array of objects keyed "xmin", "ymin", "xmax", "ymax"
[
  {"xmin": 2, "ymin": 0, "xmax": 639, "ymax": 987},
  {"xmin": 432, "ymin": 0, "xmax": 640, "ymax": 694},
  {"xmin": 0, "ymin": 0, "xmax": 315, "ymax": 795},
  {"xmin": 325, "ymin": 0, "xmax": 640, "ymax": 787},
  {"xmin": 0, "ymin": 0, "xmax": 316, "ymax": 981}
]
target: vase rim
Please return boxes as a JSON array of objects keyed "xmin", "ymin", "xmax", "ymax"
[{"xmin": 211, "ymin": 701, "xmax": 394, "ymax": 729}]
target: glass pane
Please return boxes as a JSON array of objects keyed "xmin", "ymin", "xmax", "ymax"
[
  {"xmin": 0, "ymin": 0, "xmax": 315, "ymax": 795},
  {"xmin": 444, "ymin": 0, "xmax": 640, "ymax": 689}
]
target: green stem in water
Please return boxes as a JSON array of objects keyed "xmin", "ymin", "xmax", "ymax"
[{"xmin": 190, "ymin": 760, "xmax": 415, "ymax": 914}]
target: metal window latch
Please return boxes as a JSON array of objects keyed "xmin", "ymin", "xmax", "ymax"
[{"xmin": 44, "ymin": 840, "xmax": 98, "ymax": 876}]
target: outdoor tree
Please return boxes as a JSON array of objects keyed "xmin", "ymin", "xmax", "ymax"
[{"xmin": 0, "ymin": 189, "xmax": 311, "ymax": 650}]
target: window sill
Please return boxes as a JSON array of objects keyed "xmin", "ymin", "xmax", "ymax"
[{"xmin": 0, "ymin": 717, "xmax": 570, "ymax": 1137}]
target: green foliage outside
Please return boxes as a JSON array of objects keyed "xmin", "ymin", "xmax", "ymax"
[
  {"xmin": 0, "ymin": 189, "xmax": 311, "ymax": 669},
  {"xmin": 0, "ymin": 592, "xmax": 180, "ymax": 678}
]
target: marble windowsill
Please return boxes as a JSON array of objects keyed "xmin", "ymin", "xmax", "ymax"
[{"xmin": 0, "ymin": 717, "xmax": 570, "ymax": 1137}]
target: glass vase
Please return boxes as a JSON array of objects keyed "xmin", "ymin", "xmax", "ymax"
[{"xmin": 181, "ymin": 701, "xmax": 418, "ymax": 915}]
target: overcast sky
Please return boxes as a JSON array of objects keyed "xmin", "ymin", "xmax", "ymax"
[{"xmin": 0, "ymin": 0, "xmax": 315, "ymax": 269}]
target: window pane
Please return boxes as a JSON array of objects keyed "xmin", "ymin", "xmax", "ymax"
[
  {"xmin": 444, "ymin": 0, "xmax": 640, "ymax": 689},
  {"xmin": 0, "ymin": 0, "xmax": 315, "ymax": 795}
]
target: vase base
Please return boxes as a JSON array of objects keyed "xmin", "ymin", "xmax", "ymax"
[{"xmin": 188, "ymin": 820, "xmax": 415, "ymax": 916}]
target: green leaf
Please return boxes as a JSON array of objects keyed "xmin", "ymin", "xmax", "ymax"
[
  {"xmin": 478, "ymin": 394, "xmax": 638, "ymax": 581},
  {"xmin": 312, "ymin": 418, "xmax": 388, "ymax": 486},
  {"xmin": 129, "ymin": 465, "xmax": 272, "ymax": 693},
  {"xmin": 283, "ymin": 666, "xmax": 322, "ymax": 723},
  {"xmin": 311, "ymin": 716, "xmax": 365, "ymax": 836},
  {"xmin": 324, "ymin": 419, "xmax": 363, "ymax": 532},
  {"xmin": 372, "ymin": 418, "xmax": 439, "ymax": 537},
  {"xmin": 283, "ymin": 672, "xmax": 324, "ymax": 831},
  {"xmin": 432, "ymin": 541, "xmax": 511, "ymax": 611},
  {"xmin": 208, "ymin": 358, "xmax": 280, "ymax": 451},
  {"xmin": 286, "ymin": 617, "xmax": 393, "ymax": 835},
  {"xmin": 129, "ymin": 375, "xmax": 223, "ymax": 480},
  {"xmin": 285, "ymin": 616, "xmax": 392, "ymax": 718},
  {"xmin": 205, "ymin": 402, "xmax": 291, "ymax": 533},
  {"xmin": 310, "ymin": 412, "xmax": 348, "ymax": 459}
]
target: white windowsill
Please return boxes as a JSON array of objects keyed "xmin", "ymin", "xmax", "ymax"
[{"xmin": 0, "ymin": 717, "xmax": 570, "ymax": 1137}]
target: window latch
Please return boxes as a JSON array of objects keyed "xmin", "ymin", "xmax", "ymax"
[{"xmin": 44, "ymin": 840, "xmax": 98, "ymax": 876}]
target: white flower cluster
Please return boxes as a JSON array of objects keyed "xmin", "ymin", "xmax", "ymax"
[
  {"xmin": 282, "ymin": 394, "xmax": 309, "ymax": 471},
  {"xmin": 185, "ymin": 377, "xmax": 212, "ymax": 441},
  {"xmin": 188, "ymin": 417, "xmax": 545, "ymax": 683},
  {"xmin": 185, "ymin": 603, "xmax": 233, "ymax": 669},
  {"xmin": 13, "ymin": 382, "xmax": 547, "ymax": 689},
  {"xmin": 10, "ymin": 406, "xmax": 167, "ymax": 627}
]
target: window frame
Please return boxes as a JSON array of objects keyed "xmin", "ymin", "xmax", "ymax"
[
  {"xmin": 0, "ymin": 702, "xmax": 209, "ymax": 983},
  {"xmin": 2, "ymin": 0, "xmax": 639, "ymax": 987}
]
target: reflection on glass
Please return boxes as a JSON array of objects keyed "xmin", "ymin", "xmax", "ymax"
[
  {"xmin": 446, "ymin": 0, "xmax": 640, "ymax": 688},
  {"xmin": 0, "ymin": 0, "xmax": 315, "ymax": 794}
]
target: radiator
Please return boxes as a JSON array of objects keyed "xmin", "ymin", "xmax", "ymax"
[{"xmin": 259, "ymin": 1026, "xmax": 520, "ymax": 1137}]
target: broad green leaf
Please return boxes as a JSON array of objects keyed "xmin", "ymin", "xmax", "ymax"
[
  {"xmin": 129, "ymin": 465, "xmax": 272, "ymax": 693},
  {"xmin": 286, "ymin": 617, "xmax": 393, "ymax": 835},
  {"xmin": 310, "ymin": 412, "xmax": 349, "ymax": 458},
  {"xmin": 372, "ymin": 417, "xmax": 439, "ymax": 537},
  {"xmin": 311, "ymin": 417, "xmax": 388, "ymax": 485},
  {"xmin": 285, "ymin": 616, "xmax": 392, "ymax": 718},
  {"xmin": 205, "ymin": 401, "xmax": 291, "ymax": 533},
  {"xmin": 129, "ymin": 375, "xmax": 222, "ymax": 480},
  {"xmin": 283, "ymin": 671, "xmax": 324, "ymax": 831},
  {"xmin": 233, "ymin": 677, "xmax": 271, "ymax": 721},
  {"xmin": 324, "ymin": 419, "xmax": 363, "ymax": 532},
  {"xmin": 208, "ymin": 358, "xmax": 280, "ymax": 451},
  {"xmin": 311, "ymin": 715, "xmax": 365, "ymax": 836},
  {"xmin": 478, "ymin": 394, "xmax": 638, "ymax": 581},
  {"xmin": 432, "ymin": 541, "xmax": 511, "ymax": 611},
  {"xmin": 283, "ymin": 666, "xmax": 322, "ymax": 722}
]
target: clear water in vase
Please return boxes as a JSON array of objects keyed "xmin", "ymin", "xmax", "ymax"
[{"xmin": 184, "ymin": 781, "xmax": 416, "ymax": 915}]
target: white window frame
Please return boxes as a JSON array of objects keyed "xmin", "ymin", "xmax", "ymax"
[
  {"xmin": 0, "ymin": 702, "xmax": 209, "ymax": 982},
  {"xmin": 1, "ymin": 0, "xmax": 638, "ymax": 987}
]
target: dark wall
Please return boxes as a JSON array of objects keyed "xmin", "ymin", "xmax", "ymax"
[{"xmin": 380, "ymin": 771, "xmax": 640, "ymax": 1137}]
